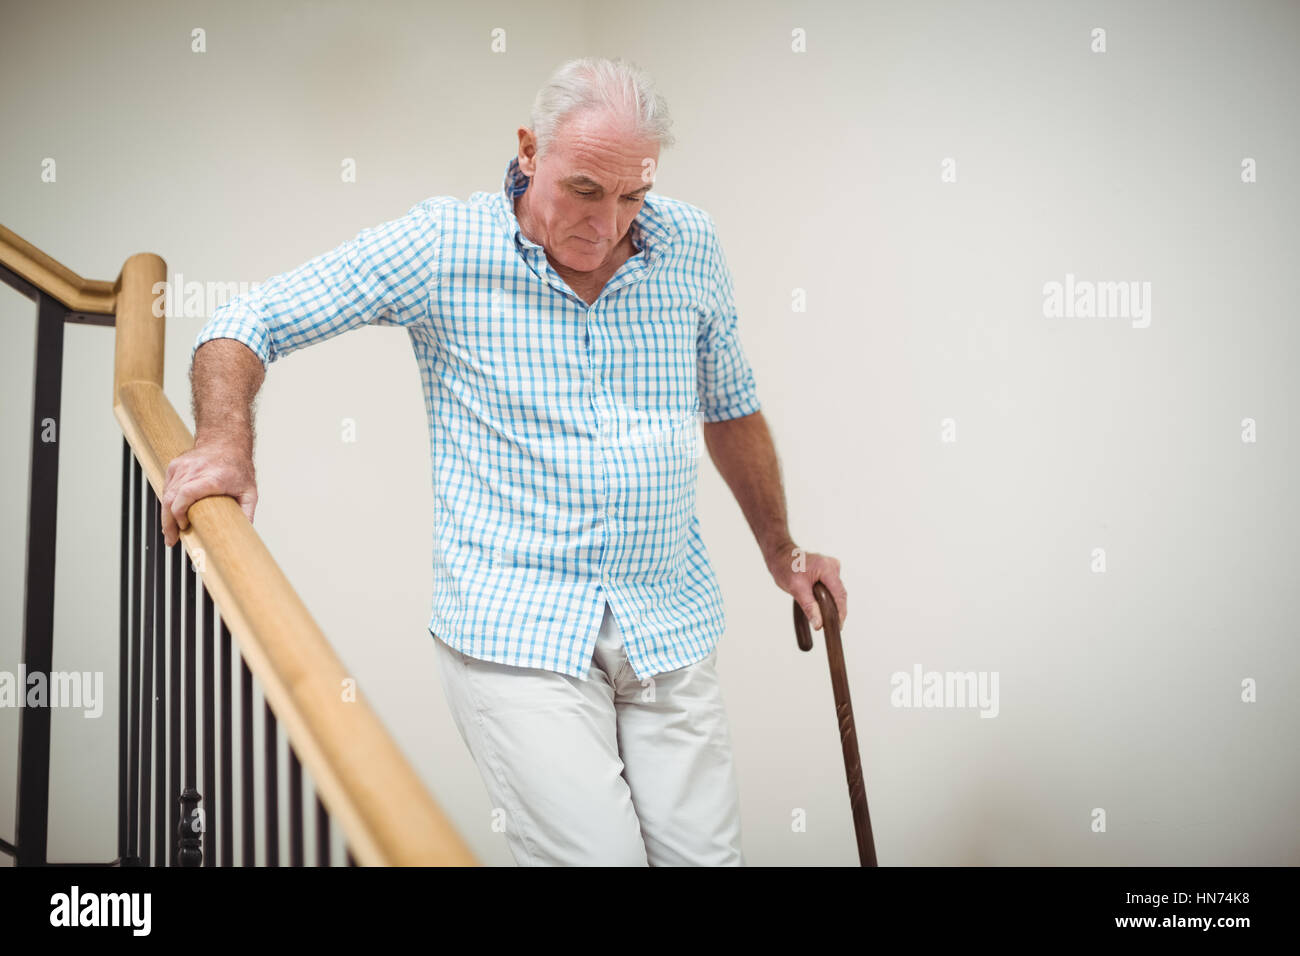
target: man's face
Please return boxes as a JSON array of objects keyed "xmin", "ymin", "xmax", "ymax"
[{"xmin": 515, "ymin": 110, "xmax": 660, "ymax": 274}]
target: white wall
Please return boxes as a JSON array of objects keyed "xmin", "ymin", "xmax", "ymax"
[{"xmin": 1, "ymin": 0, "xmax": 1297, "ymax": 866}]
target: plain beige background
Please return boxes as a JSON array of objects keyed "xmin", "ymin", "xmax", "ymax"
[{"xmin": 2, "ymin": 0, "xmax": 1297, "ymax": 865}]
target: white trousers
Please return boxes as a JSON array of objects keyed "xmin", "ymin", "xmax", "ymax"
[{"xmin": 433, "ymin": 600, "xmax": 746, "ymax": 866}]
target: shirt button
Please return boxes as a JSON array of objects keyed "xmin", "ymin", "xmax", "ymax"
[{"xmin": 596, "ymin": 510, "xmax": 606, "ymax": 521}]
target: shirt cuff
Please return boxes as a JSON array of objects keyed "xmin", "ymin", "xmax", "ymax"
[
  {"xmin": 191, "ymin": 303, "xmax": 274, "ymax": 368},
  {"xmin": 699, "ymin": 393, "xmax": 762, "ymax": 423}
]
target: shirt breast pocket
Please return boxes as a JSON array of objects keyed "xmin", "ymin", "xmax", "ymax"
[
  {"xmin": 618, "ymin": 301, "xmax": 700, "ymax": 417},
  {"xmin": 430, "ymin": 282, "xmax": 516, "ymax": 378}
]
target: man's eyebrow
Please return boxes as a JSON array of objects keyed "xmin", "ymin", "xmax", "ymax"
[{"xmin": 562, "ymin": 174, "xmax": 653, "ymax": 195}]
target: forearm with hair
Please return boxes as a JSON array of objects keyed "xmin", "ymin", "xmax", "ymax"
[
  {"xmin": 701, "ymin": 411, "xmax": 795, "ymax": 566},
  {"xmin": 190, "ymin": 338, "xmax": 266, "ymax": 454}
]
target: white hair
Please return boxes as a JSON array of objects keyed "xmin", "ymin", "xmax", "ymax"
[{"xmin": 529, "ymin": 56, "xmax": 675, "ymax": 156}]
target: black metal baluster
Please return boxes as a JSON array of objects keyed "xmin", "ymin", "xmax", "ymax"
[
  {"xmin": 179, "ymin": 547, "xmax": 200, "ymax": 866},
  {"xmin": 218, "ymin": 612, "xmax": 233, "ymax": 867},
  {"xmin": 265, "ymin": 702, "xmax": 279, "ymax": 866},
  {"xmin": 139, "ymin": 489, "xmax": 157, "ymax": 865},
  {"xmin": 168, "ymin": 543, "xmax": 181, "ymax": 865},
  {"xmin": 153, "ymin": 505, "xmax": 166, "ymax": 866},
  {"xmin": 118, "ymin": 439, "xmax": 130, "ymax": 863},
  {"xmin": 289, "ymin": 747, "xmax": 303, "ymax": 866},
  {"xmin": 14, "ymin": 293, "xmax": 64, "ymax": 867},
  {"xmin": 127, "ymin": 457, "xmax": 142, "ymax": 863},
  {"xmin": 202, "ymin": 575, "xmax": 217, "ymax": 867},
  {"xmin": 315, "ymin": 795, "xmax": 330, "ymax": 866},
  {"xmin": 240, "ymin": 655, "xmax": 254, "ymax": 866}
]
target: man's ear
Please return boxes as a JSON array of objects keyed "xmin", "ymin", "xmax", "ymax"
[{"xmin": 516, "ymin": 127, "xmax": 538, "ymax": 176}]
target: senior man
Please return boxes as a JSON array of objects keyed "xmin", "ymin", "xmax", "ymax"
[{"xmin": 161, "ymin": 56, "xmax": 848, "ymax": 866}]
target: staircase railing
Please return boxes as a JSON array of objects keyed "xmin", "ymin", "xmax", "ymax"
[{"xmin": 1, "ymin": 225, "xmax": 476, "ymax": 866}]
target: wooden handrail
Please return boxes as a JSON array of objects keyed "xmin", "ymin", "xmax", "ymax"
[
  {"xmin": 115, "ymin": 381, "xmax": 475, "ymax": 866},
  {"xmin": 4, "ymin": 226, "xmax": 477, "ymax": 866},
  {"xmin": 0, "ymin": 224, "xmax": 116, "ymax": 313}
]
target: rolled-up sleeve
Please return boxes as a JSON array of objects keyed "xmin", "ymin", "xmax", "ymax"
[
  {"xmin": 696, "ymin": 219, "xmax": 762, "ymax": 422},
  {"xmin": 192, "ymin": 197, "xmax": 447, "ymax": 368}
]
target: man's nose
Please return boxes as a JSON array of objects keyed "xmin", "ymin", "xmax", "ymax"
[{"xmin": 591, "ymin": 202, "xmax": 620, "ymax": 241}]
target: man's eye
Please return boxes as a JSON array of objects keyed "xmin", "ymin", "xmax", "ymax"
[{"xmin": 573, "ymin": 190, "xmax": 643, "ymax": 201}]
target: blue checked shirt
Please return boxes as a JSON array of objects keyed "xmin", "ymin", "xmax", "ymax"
[{"xmin": 192, "ymin": 156, "xmax": 762, "ymax": 680}]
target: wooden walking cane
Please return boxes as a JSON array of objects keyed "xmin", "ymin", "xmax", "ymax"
[{"xmin": 793, "ymin": 579, "xmax": 878, "ymax": 866}]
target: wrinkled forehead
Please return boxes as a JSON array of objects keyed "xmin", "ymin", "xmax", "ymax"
[{"xmin": 544, "ymin": 118, "xmax": 659, "ymax": 188}]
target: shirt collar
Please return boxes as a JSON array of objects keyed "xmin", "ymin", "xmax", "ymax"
[{"xmin": 494, "ymin": 155, "xmax": 676, "ymax": 261}]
